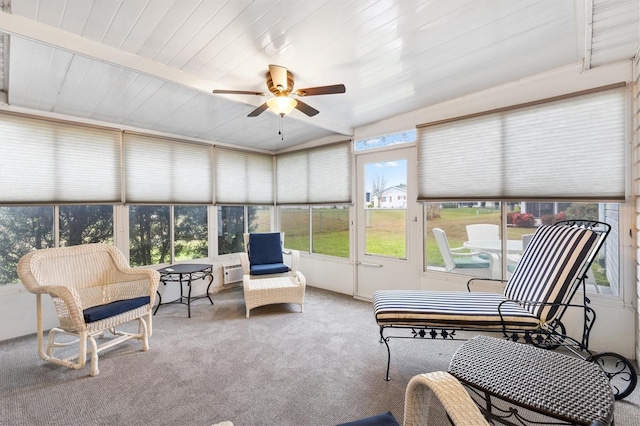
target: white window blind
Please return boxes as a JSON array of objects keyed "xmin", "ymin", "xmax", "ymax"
[
  {"xmin": 417, "ymin": 87, "xmax": 627, "ymax": 201},
  {"xmin": 124, "ymin": 133, "xmax": 213, "ymax": 204},
  {"xmin": 215, "ymin": 148, "xmax": 273, "ymax": 204},
  {"xmin": 276, "ymin": 141, "xmax": 352, "ymax": 204},
  {"xmin": 0, "ymin": 113, "xmax": 121, "ymax": 203}
]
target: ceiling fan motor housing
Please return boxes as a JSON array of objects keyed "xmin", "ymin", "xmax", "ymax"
[{"xmin": 267, "ymin": 70, "xmax": 295, "ymax": 95}]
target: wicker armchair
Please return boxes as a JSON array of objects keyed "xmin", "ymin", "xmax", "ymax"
[
  {"xmin": 17, "ymin": 243, "xmax": 160, "ymax": 376},
  {"xmin": 239, "ymin": 232, "xmax": 300, "ymax": 278},
  {"xmin": 404, "ymin": 371, "xmax": 489, "ymax": 426},
  {"xmin": 238, "ymin": 232, "xmax": 305, "ymax": 318}
]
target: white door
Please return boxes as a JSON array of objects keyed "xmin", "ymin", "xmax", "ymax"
[{"xmin": 355, "ymin": 147, "xmax": 418, "ymax": 299}]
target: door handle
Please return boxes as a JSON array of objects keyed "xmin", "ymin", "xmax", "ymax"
[{"xmin": 357, "ymin": 261, "xmax": 383, "ymax": 267}]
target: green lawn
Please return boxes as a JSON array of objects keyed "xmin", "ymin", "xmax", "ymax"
[{"xmin": 260, "ymin": 206, "xmax": 609, "ymax": 285}]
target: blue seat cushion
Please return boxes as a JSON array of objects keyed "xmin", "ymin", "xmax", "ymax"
[
  {"xmin": 250, "ymin": 263, "xmax": 290, "ymax": 276},
  {"xmin": 83, "ymin": 296, "xmax": 150, "ymax": 323},
  {"xmin": 453, "ymin": 256, "xmax": 490, "ymax": 268},
  {"xmin": 336, "ymin": 411, "xmax": 399, "ymax": 426},
  {"xmin": 249, "ymin": 233, "xmax": 284, "ymax": 265}
]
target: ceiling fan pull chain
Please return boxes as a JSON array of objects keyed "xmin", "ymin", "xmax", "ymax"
[{"xmin": 279, "ymin": 115, "xmax": 284, "ymax": 141}]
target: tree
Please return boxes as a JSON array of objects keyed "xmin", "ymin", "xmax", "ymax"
[
  {"xmin": 129, "ymin": 206, "xmax": 170, "ymax": 267},
  {"xmin": 0, "ymin": 207, "xmax": 54, "ymax": 284},
  {"xmin": 371, "ymin": 173, "xmax": 388, "ymax": 207},
  {"xmin": 59, "ymin": 206, "xmax": 113, "ymax": 246}
]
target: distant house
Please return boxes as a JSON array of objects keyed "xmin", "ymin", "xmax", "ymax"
[{"xmin": 372, "ymin": 185, "xmax": 407, "ymax": 208}]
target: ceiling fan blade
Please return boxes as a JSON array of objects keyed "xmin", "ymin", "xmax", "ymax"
[
  {"xmin": 213, "ymin": 89, "xmax": 265, "ymax": 96},
  {"xmin": 247, "ymin": 103, "xmax": 269, "ymax": 117},
  {"xmin": 294, "ymin": 99, "xmax": 320, "ymax": 117},
  {"xmin": 295, "ymin": 84, "xmax": 346, "ymax": 97},
  {"xmin": 269, "ymin": 64, "xmax": 289, "ymax": 91}
]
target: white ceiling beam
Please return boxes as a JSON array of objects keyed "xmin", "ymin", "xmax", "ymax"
[{"xmin": 0, "ymin": 11, "xmax": 352, "ymax": 137}]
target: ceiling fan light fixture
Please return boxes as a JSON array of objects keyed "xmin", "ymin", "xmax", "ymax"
[{"xmin": 267, "ymin": 96, "xmax": 297, "ymax": 116}]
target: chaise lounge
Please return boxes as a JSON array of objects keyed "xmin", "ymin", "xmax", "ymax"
[{"xmin": 373, "ymin": 220, "xmax": 637, "ymax": 400}]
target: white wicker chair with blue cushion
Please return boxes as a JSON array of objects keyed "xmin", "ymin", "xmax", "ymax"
[
  {"xmin": 239, "ymin": 232, "xmax": 300, "ymax": 278},
  {"xmin": 239, "ymin": 232, "xmax": 305, "ymax": 317},
  {"xmin": 373, "ymin": 220, "xmax": 637, "ymax": 400},
  {"xmin": 17, "ymin": 243, "xmax": 160, "ymax": 376}
]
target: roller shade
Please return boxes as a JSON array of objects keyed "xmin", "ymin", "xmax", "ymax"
[
  {"xmin": 276, "ymin": 141, "xmax": 352, "ymax": 204},
  {"xmin": 215, "ymin": 148, "xmax": 273, "ymax": 204},
  {"xmin": 124, "ymin": 133, "xmax": 213, "ymax": 204},
  {"xmin": 0, "ymin": 113, "xmax": 121, "ymax": 203},
  {"xmin": 417, "ymin": 86, "xmax": 627, "ymax": 201}
]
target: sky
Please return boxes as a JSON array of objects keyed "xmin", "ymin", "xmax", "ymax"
[{"xmin": 364, "ymin": 159, "xmax": 407, "ymax": 193}]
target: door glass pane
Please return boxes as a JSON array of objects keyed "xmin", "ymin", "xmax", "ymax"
[
  {"xmin": 364, "ymin": 160, "xmax": 407, "ymax": 258},
  {"xmin": 280, "ymin": 206, "xmax": 310, "ymax": 252}
]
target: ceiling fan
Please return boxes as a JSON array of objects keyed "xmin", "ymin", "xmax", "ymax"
[{"xmin": 213, "ymin": 64, "xmax": 346, "ymax": 118}]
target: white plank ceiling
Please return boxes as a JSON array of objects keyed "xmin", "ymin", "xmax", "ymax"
[{"xmin": 0, "ymin": 0, "xmax": 638, "ymax": 151}]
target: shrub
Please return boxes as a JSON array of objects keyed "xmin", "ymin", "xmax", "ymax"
[
  {"xmin": 541, "ymin": 212, "xmax": 566, "ymax": 225},
  {"xmin": 511, "ymin": 213, "xmax": 536, "ymax": 228},
  {"xmin": 541, "ymin": 214, "xmax": 555, "ymax": 226}
]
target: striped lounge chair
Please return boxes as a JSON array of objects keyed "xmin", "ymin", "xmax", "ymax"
[{"xmin": 373, "ymin": 220, "xmax": 637, "ymax": 400}]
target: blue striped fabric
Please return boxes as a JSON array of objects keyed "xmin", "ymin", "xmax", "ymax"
[{"xmin": 373, "ymin": 224, "xmax": 599, "ymax": 329}]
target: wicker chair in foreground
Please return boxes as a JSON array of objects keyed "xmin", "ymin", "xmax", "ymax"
[
  {"xmin": 404, "ymin": 371, "xmax": 489, "ymax": 426},
  {"xmin": 17, "ymin": 243, "xmax": 160, "ymax": 376}
]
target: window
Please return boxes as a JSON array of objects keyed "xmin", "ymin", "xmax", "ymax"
[
  {"xmin": 312, "ymin": 206, "xmax": 349, "ymax": 258},
  {"xmin": 424, "ymin": 201, "xmax": 619, "ymax": 295},
  {"xmin": 174, "ymin": 206, "xmax": 208, "ymax": 261},
  {"xmin": 218, "ymin": 205, "xmax": 271, "ymax": 255},
  {"xmin": 355, "ymin": 129, "xmax": 416, "ymax": 151},
  {"xmin": 280, "ymin": 206, "xmax": 310, "ymax": 252},
  {"xmin": 0, "ymin": 207, "xmax": 54, "ymax": 285},
  {"xmin": 280, "ymin": 205, "xmax": 350, "ymax": 258},
  {"xmin": 129, "ymin": 205, "xmax": 170, "ymax": 267},
  {"xmin": 0, "ymin": 205, "xmax": 115, "ymax": 285},
  {"xmin": 60, "ymin": 205, "xmax": 114, "ymax": 246},
  {"xmin": 417, "ymin": 87, "xmax": 626, "ymax": 201}
]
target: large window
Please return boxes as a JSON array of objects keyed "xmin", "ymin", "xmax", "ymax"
[
  {"xmin": 60, "ymin": 205, "xmax": 114, "ymax": 247},
  {"xmin": 174, "ymin": 206, "xmax": 208, "ymax": 261},
  {"xmin": 0, "ymin": 205, "xmax": 115, "ymax": 285},
  {"xmin": 280, "ymin": 207, "xmax": 311, "ymax": 252},
  {"xmin": 218, "ymin": 206, "xmax": 272, "ymax": 255},
  {"xmin": 129, "ymin": 206, "xmax": 170, "ymax": 267},
  {"xmin": 313, "ymin": 206, "xmax": 349, "ymax": 258},
  {"xmin": 129, "ymin": 205, "xmax": 208, "ymax": 266},
  {"xmin": 280, "ymin": 205, "xmax": 350, "ymax": 258},
  {"xmin": 424, "ymin": 201, "xmax": 619, "ymax": 295}
]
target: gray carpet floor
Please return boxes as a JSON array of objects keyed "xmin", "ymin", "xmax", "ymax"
[{"xmin": 1, "ymin": 286, "xmax": 639, "ymax": 425}]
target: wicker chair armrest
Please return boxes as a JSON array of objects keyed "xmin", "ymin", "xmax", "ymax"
[
  {"xmin": 294, "ymin": 270, "xmax": 306, "ymax": 286},
  {"xmin": 239, "ymin": 252, "xmax": 250, "ymax": 275},
  {"xmin": 33, "ymin": 284, "xmax": 85, "ymax": 327},
  {"xmin": 404, "ymin": 371, "xmax": 489, "ymax": 426},
  {"xmin": 287, "ymin": 249, "xmax": 300, "ymax": 272},
  {"xmin": 466, "ymin": 278, "xmax": 506, "ymax": 292}
]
